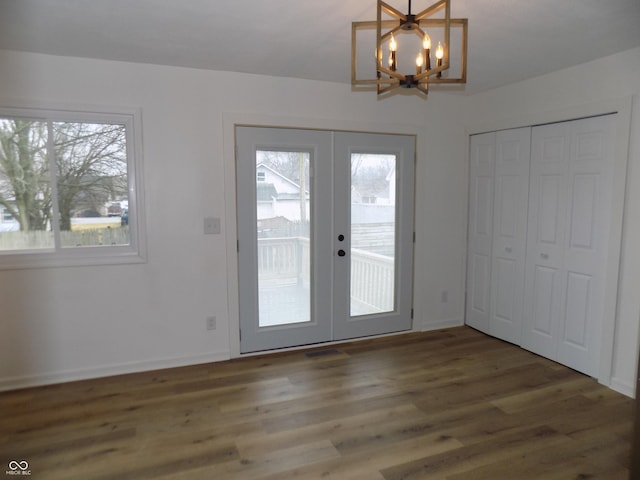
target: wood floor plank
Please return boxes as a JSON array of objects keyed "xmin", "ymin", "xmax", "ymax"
[
  {"xmin": 235, "ymin": 403, "xmax": 423, "ymax": 458},
  {"xmin": 0, "ymin": 327, "xmax": 634, "ymax": 479},
  {"xmin": 252, "ymin": 433, "xmax": 464, "ymax": 480},
  {"xmin": 380, "ymin": 425, "xmax": 568, "ymax": 480}
]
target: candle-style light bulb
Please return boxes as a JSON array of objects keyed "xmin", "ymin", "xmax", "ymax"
[
  {"xmin": 389, "ymin": 33, "xmax": 397, "ymax": 71},
  {"xmin": 435, "ymin": 41, "xmax": 444, "ymax": 77},
  {"xmin": 416, "ymin": 53, "xmax": 424, "ymax": 74},
  {"xmin": 422, "ymin": 34, "xmax": 431, "ymax": 50},
  {"xmin": 390, "ymin": 34, "xmax": 397, "ymax": 52},
  {"xmin": 423, "ymin": 33, "xmax": 432, "ymax": 71}
]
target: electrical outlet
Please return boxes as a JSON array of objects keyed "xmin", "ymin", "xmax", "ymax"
[
  {"xmin": 206, "ymin": 316, "xmax": 216, "ymax": 330},
  {"xmin": 441, "ymin": 290, "xmax": 449, "ymax": 303}
]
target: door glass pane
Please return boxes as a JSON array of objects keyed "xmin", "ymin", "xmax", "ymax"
[
  {"xmin": 350, "ymin": 153, "xmax": 396, "ymax": 316},
  {"xmin": 256, "ymin": 150, "xmax": 311, "ymax": 327}
]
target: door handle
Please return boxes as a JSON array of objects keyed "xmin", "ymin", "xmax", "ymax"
[
  {"xmin": 541, "ymin": 253, "xmax": 549, "ymax": 260},
  {"xmin": 338, "ymin": 249, "xmax": 346, "ymax": 257},
  {"xmin": 505, "ymin": 246, "xmax": 512, "ymax": 253}
]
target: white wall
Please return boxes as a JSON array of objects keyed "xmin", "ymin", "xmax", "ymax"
[
  {"xmin": 0, "ymin": 49, "xmax": 468, "ymax": 389},
  {"xmin": 2, "ymin": 47, "xmax": 637, "ymax": 397},
  {"xmin": 464, "ymin": 47, "xmax": 640, "ymax": 397}
]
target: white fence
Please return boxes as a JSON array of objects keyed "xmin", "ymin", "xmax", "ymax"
[
  {"xmin": 350, "ymin": 249, "xmax": 395, "ymax": 312},
  {"xmin": 0, "ymin": 227, "xmax": 130, "ymax": 250}
]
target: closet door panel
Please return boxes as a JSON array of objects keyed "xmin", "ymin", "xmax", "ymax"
[
  {"xmin": 522, "ymin": 123, "xmax": 570, "ymax": 357},
  {"xmin": 563, "ymin": 272, "xmax": 592, "ymax": 348},
  {"xmin": 529, "ymin": 264, "xmax": 560, "ymax": 360},
  {"xmin": 488, "ymin": 128, "xmax": 530, "ymax": 344},
  {"xmin": 558, "ymin": 115, "xmax": 615, "ymax": 375},
  {"xmin": 537, "ymin": 174, "xmax": 564, "ymax": 245},
  {"xmin": 470, "ymin": 253, "xmax": 491, "ymax": 316},
  {"xmin": 493, "ymin": 257, "xmax": 517, "ymax": 322},
  {"xmin": 466, "ymin": 132, "xmax": 495, "ymax": 333},
  {"xmin": 524, "ymin": 115, "xmax": 615, "ymax": 377}
]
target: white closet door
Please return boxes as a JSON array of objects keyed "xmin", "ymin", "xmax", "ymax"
[
  {"xmin": 489, "ymin": 128, "xmax": 531, "ymax": 344},
  {"xmin": 558, "ymin": 115, "xmax": 615, "ymax": 374},
  {"xmin": 466, "ymin": 132, "xmax": 495, "ymax": 333},
  {"xmin": 522, "ymin": 121, "xmax": 569, "ymax": 360},
  {"xmin": 523, "ymin": 115, "xmax": 615, "ymax": 376}
]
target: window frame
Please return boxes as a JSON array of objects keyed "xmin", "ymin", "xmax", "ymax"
[{"xmin": 0, "ymin": 104, "xmax": 146, "ymax": 269}]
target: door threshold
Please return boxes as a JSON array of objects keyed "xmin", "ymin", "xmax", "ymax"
[{"xmin": 236, "ymin": 328, "xmax": 414, "ymax": 358}]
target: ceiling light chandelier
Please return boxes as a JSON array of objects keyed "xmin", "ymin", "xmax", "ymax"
[{"xmin": 351, "ymin": 0, "xmax": 467, "ymax": 97}]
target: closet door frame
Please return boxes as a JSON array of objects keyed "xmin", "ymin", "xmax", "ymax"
[{"xmin": 465, "ymin": 97, "xmax": 632, "ymax": 390}]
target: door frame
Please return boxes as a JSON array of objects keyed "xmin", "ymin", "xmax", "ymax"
[
  {"xmin": 465, "ymin": 97, "xmax": 633, "ymax": 393},
  {"xmin": 223, "ymin": 112, "xmax": 422, "ymax": 358}
]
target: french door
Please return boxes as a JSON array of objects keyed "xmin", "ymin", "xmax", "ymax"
[{"xmin": 236, "ymin": 127, "xmax": 415, "ymax": 353}]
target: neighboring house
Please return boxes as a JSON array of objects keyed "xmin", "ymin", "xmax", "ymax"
[
  {"xmin": 257, "ymin": 162, "xmax": 397, "ymax": 225},
  {"xmin": 256, "ymin": 163, "xmax": 309, "ymax": 222},
  {"xmin": 0, "ymin": 205, "xmax": 19, "ymax": 232},
  {"xmin": 352, "ymin": 163, "xmax": 396, "ymax": 224}
]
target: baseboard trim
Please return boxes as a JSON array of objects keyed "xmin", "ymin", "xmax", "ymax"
[
  {"xmin": 0, "ymin": 350, "xmax": 231, "ymax": 392},
  {"xmin": 421, "ymin": 317, "xmax": 464, "ymax": 332},
  {"xmin": 608, "ymin": 376, "xmax": 636, "ymax": 398}
]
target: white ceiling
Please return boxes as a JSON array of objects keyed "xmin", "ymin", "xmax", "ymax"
[{"xmin": 0, "ymin": 0, "xmax": 639, "ymax": 95}]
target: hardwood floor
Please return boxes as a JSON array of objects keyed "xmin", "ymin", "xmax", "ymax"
[{"xmin": 0, "ymin": 327, "xmax": 634, "ymax": 479}]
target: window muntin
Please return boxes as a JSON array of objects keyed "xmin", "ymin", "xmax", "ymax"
[{"xmin": 0, "ymin": 107, "xmax": 143, "ymax": 268}]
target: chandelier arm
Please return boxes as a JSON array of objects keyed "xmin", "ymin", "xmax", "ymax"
[
  {"xmin": 377, "ymin": 83, "xmax": 400, "ymax": 95},
  {"xmin": 459, "ymin": 18, "xmax": 468, "ymax": 82},
  {"xmin": 379, "ymin": 1, "xmax": 407, "ymax": 21},
  {"xmin": 380, "ymin": 24, "xmax": 406, "ymax": 42},
  {"xmin": 416, "ymin": 83, "xmax": 429, "ymax": 95},
  {"xmin": 351, "ymin": 22, "xmax": 357, "ymax": 84},
  {"xmin": 416, "ymin": 18, "xmax": 461, "ymax": 26},
  {"xmin": 444, "ymin": 0, "xmax": 451, "ymax": 68},
  {"xmin": 377, "ymin": 65, "xmax": 406, "ymax": 80},
  {"xmin": 414, "ymin": 0, "xmax": 447, "ymax": 21},
  {"xmin": 354, "ymin": 20, "xmax": 404, "ymax": 29},
  {"xmin": 427, "ymin": 77, "xmax": 467, "ymax": 84}
]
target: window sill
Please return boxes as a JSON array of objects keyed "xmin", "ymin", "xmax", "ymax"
[{"xmin": 0, "ymin": 248, "xmax": 147, "ymax": 271}]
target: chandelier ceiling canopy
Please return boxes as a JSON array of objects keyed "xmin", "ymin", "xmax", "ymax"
[{"xmin": 352, "ymin": 0, "xmax": 468, "ymax": 97}]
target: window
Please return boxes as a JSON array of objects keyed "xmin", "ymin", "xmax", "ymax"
[
  {"xmin": 1, "ymin": 208, "xmax": 13, "ymax": 222},
  {"xmin": 0, "ymin": 106, "xmax": 145, "ymax": 268}
]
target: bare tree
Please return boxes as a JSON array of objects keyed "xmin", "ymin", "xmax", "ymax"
[
  {"xmin": 54, "ymin": 122, "xmax": 126, "ymax": 230},
  {"xmin": 0, "ymin": 119, "xmax": 49, "ymax": 230},
  {"xmin": 351, "ymin": 153, "xmax": 395, "ymax": 200}
]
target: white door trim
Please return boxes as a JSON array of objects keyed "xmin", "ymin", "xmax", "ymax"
[{"xmin": 223, "ymin": 112, "xmax": 422, "ymax": 358}]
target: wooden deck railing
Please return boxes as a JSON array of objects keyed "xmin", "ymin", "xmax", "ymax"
[{"xmin": 258, "ymin": 237, "xmax": 394, "ymax": 312}]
